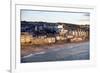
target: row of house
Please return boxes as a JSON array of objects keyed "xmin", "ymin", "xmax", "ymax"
[{"xmin": 21, "ymin": 21, "xmax": 89, "ymax": 45}]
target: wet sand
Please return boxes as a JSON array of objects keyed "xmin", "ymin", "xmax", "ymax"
[
  {"xmin": 21, "ymin": 41, "xmax": 89, "ymax": 57},
  {"xmin": 21, "ymin": 41, "xmax": 89, "ymax": 63}
]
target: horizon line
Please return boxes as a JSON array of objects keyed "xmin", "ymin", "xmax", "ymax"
[{"xmin": 21, "ymin": 20, "xmax": 90, "ymax": 25}]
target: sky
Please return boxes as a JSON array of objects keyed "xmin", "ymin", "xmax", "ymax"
[{"xmin": 21, "ymin": 10, "xmax": 90, "ymax": 25}]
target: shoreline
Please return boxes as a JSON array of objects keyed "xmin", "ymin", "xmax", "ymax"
[{"xmin": 21, "ymin": 41, "xmax": 89, "ymax": 57}]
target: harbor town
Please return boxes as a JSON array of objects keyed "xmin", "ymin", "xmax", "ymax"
[
  {"xmin": 21, "ymin": 21, "xmax": 90, "ymax": 62},
  {"xmin": 21, "ymin": 21, "xmax": 89, "ymax": 46},
  {"xmin": 20, "ymin": 9, "xmax": 90, "ymax": 63}
]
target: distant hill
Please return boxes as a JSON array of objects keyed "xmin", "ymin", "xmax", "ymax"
[{"xmin": 21, "ymin": 21, "xmax": 89, "ymax": 36}]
